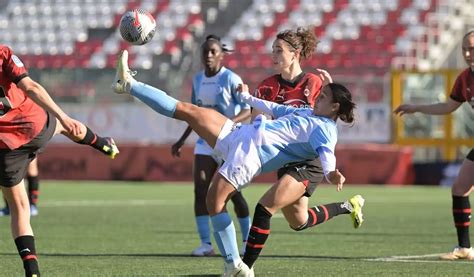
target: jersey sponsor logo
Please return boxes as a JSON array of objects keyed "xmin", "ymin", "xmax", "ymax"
[
  {"xmin": 11, "ymin": 55, "xmax": 24, "ymax": 67},
  {"xmin": 283, "ymin": 98, "xmax": 311, "ymax": 108}
]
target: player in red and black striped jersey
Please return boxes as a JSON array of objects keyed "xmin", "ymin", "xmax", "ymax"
[
  {"xmin": 243, "ymin": 27, "xmax": 364, "ymax": 271},
  {"xmin": 0, "ymin": 44, "xmax": 120, "ymax": 276},
  {"xmin": 394, "ymin": 31, "xmax": 474, "ymax": 261}
]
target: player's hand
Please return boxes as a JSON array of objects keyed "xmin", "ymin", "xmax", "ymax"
[
  {"xmin": 328, "ymin": 169, "xmax": 345, "ymax": 191},
  {"xmin": 60, "ymin": 116, "xmax": 83, "ymax": 137},
  {"xmin": 393, "ymin": 104, "xmax": 418, "ymax": 116},
  {"xmin": 171, "ymin": 141, "xmax": 184, "ymax": 157},
  {"xmin": 237, "ymin": 84, "xmax": 250, "ymax": 94},
  {"xmin": 315, "ymin": 68, "xmax": 333, "ymax": 86}
]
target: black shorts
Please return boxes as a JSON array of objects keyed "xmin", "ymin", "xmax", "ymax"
[
  {"xmin": 0, "ymin": 112, "xmax": 56, "ymax": 187},
  {"xmin": 277, "ymin": 158, "xmax": 324, "ymax": 197},
  {"xmin": 467, "ymin": 149, "xmax": 474, "ymax": 162}
]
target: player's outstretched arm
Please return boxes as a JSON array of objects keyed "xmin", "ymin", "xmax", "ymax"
[
  {"xmin": 394, "ymin": 98, "xmax": 461, "ymax": 116},
  {"xmin": 17, "ymin": 76, "xmax": 82, "ymax": 136},
  {"xmin": 237, "ymin": 84, "xmax": 297, "ymax": 118}
]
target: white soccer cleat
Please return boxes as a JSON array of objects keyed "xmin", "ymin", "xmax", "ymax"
[
  {"xmin": 222, "ymin": 261, "xmax": 254, "ymax": 277},
  {"xmin": 30, "ymin": 204, "xmax": 39, "ymax": 217},
  {"xmin": 440, "ymin": 247, "xmax": 474, "ymax": 260},
  {"xmin": 112, "ymin": 50, "xmax": 135, "ymax": 94},
  {"xmin": 190, "ymin": 243, "xmax": 215, "ymax": 257}
]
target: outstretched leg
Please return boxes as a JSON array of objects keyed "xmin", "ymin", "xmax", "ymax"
[
  {"xmin": 54, "ymin": 119, "xmax": 119, "ymax": 159},
  {"xmin": 112, "ymin": 50, "xmax": 227, "ymax": 148}
]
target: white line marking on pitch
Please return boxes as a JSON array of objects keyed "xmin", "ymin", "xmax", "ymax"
[
  {"xmin": 39, "ymin": 199, "xmax": 180, "ymax": 207},
  {"xmin": 365, "ymin": 253, "xmax": 474, "ymax": 264}
]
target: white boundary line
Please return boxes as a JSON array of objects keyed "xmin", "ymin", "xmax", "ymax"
[
  {"xmin": 365, "ymin": 253, "xmax": 474, "ymax": 264},
  {"xmin": 39, "ymin": 199, "xmax": 180, "ymax": 207}
]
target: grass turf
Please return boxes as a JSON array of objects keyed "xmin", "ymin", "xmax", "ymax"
[{"xmin": 1, "ymin": 181, "xmax": 473, "ymax": 276}]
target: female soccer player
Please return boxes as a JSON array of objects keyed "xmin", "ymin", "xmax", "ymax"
[
  {"xmin": 241, "ymin": 27, "xmax": 363, "ymax": 271},
  {"xmin": 171, "ymin": 35, "xmax": 251, "ymax": 257},
  {"xmin": 394, "ymin": 30, "xmax": 474, "ymax": 261},
  {"xmin": 0, "ymin": 44, "xmax": 119, "ymax": 277},
  {"xmin": 113, "ymin": 49, "xmax": 360, "ymax": 276}
]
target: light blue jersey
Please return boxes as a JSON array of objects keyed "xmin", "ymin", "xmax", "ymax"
[
  {"xmin": 254, "ymin": 107, "xmax": 337, "ymax": 173},
  {"xmin": 192, "ymin": 67, "xmax": 250, "ymax": 148}
]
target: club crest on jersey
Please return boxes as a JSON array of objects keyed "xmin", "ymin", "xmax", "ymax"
[
  {"xmin": 11, "ymin": 55, "xmax": 24, "ymax": 67},
  {"xmin": 303, "ymin": 88, "xmax": 310, "ymax": 97}
]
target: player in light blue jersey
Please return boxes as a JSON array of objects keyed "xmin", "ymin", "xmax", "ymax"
[
  {"xmin": 113, "ymin": 50, "xmax": 361, "ymax": 276},
  {"xmin": 171, "ymin": 35, "xmax": 251, "ymax": 257}
]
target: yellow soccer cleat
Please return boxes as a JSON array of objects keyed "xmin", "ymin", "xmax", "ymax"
[
  {"xmin": 440, "ymin": 247, "xmax": 474, "ymax": 260},
  {"xmin": 349, "ymin": 195, "xmax": 365, "ymax": 229},
  {"xmin": 102, "ymin": 137, "xmax": 120, "ymax": 159}
]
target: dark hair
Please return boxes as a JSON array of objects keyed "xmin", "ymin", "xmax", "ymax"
[
  {"xmin": 327, "ymin": 83, "xmax": 356, "ymax": 124},
  {"xmin": 276, "ymin": 26, "xmax": 318, "ymax": 60},
  {"xmin": 201, "ymin": 34, "xmax": 233, "ymax": 53}
]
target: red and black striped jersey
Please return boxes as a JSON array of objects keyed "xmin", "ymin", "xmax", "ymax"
[
  {"xmin": 0, "ymin": 45, "xmax": 47, "ymax": 149},
  {"xmin": 450, "ymin": 68, "xmax": 474, "ymax": 109},
  {"xmin": 253, "ymin": 72, "xmax": 323, "ymax": 108}
]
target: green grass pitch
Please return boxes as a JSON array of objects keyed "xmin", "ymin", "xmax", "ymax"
[{"xmin": 1, "ymin": 181, "xmax": 473, "ymax": 276}]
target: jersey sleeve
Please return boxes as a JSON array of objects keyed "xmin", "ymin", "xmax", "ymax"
[
  {"xmin": 229, "ymin": 72, "xmax": 250, "ymax": 110},
  {"xmin": 306, "ymin": 73, "xmax": 323, "ymax": 106},
  {"xmin": 191, "ymin": 74, "xmax": 199, "ymax": 105},
  {"xmin": 3, "ymin": 47, "xmax": 28, "ymax": 84},
  {"xmin": 317, "ymin": 147, "xmax": 336, "ymax": 176},
  {"xmin": 240, "ymin": 92, "xmax": 299, "ymax": 117},
  {"xmin": 449, "ymin": 72, "xmax": 467, "ymax": 103}
]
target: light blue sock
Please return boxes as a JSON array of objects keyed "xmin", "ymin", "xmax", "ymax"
[
  {"xmin": 211, "ymin": 213, "xmax": 241, "ymax": 266},
  {"xmin": 237, "ymin": 216, "xmax": 251, "ymax": 242},
  {"xmin": 195, "ymin": 215, "xmax": 211, "ymax": 245},
  {"xmin": 130, "ymin": 80, "xmax": 178, "ymax": 118}
]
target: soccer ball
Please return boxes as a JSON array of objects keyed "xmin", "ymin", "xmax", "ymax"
[{"xmin": 119, "ymin": 8, "xmax": 156, "ymax": 45}]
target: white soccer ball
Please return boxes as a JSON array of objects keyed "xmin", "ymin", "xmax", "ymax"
[{"xmin": 119, "ymin": 9, "xmax": 157, "ymax": 45}]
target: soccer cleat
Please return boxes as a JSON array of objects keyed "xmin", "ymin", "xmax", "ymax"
[
  {"xmin": 112, "ymin": 50, "xmax": 136, "ymax": 94},
  {"xmin": 0, "ymin": 206, "xmax": 10, "ymax": 216},
  {"xmin": 349, "ymin": 195, "xmax": 365, "ymax": 228},
  {"xmin": 30, "ymin": 204, "xmax": 39, "ymax": 217},
  {"xmin": 440, "ymin": 247, "xmax": 474, "ymax": 260},
  {"xmin": 222, "ymin": 261, "xmax": 254, "ymax": 277},
  {"xmin": 102, "ymin": 137, "xmax": 120, "ymax": 159},
  {"xmin": 191, "ymin": 243, "xmax": 215, "ymax": 257}
]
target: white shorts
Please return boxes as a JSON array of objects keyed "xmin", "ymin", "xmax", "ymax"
[
  {"xmin": 214, "ymin": 120, "xmax": 262, "ymax": 191},
  {"xmin": 194, "ymin": 138, "xmax": 223, "ymax": 164}
]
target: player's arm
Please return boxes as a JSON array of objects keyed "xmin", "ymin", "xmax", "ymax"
[
  {"xmin": 17, "ymin": 76, "xmax": 82, "ymax": 136},
  {"xmin": 317, "ymin": 147, "xmax": 345, "ymax": 191},
  {"xmin": 231, "ymin": 108, "xmax": 251, "ymax": 123},
  {"xmin": 171, "ymin": 126, "xmax": 193, "ymax": 157},
  {"xmin": 394, "ymin": 98, "xmax": 462, "ymax": 116},
  {"xmin": 237, "ymin": 84, "xmax": 296, "ymax": 118},
  {"xmin": 230, "ymin": 74, "xmax": 252, "ymax": 123}
]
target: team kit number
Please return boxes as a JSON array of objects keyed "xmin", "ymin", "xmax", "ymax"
[{"xmin": 0, "ymin": 86, "xmax": 12, "ymax": 116}]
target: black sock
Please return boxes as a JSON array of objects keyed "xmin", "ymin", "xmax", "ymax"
[
  {"xmin": 15, "ymin": 236, "xmax": 40, "ymax": 277},
  {"xmin": 76, "ymin": 127, "xmax": 110, "ymax": 155},
  {"xmin": 27, "ymin": 176, "xmax": 39, "ymax": 206},
  {"xmin": 294, "ymin": 202, "xmax": 350, "ymax": 231},
  {"xmin": 243, "ymin": 203, "xmax": 272, "ymax": 269},
  {"xmin": 452, "ymin": 196, "xmax": 471, "ymax": 248}
]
